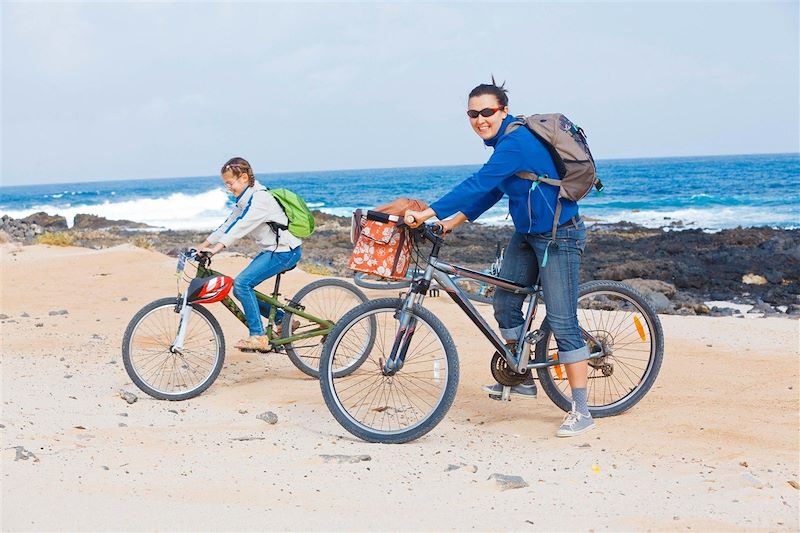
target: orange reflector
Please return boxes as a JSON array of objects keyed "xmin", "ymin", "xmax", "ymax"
[
  {"xmin": 633, "ymin": 316, "xmax": 646, "ymax": 341},
  {"xmin": 553, "ymin": 352, "xmax": 564, "ymax": 380}
]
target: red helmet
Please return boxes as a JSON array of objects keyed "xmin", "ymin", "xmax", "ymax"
[{"xmin": 187, "ymin": 275, "xmax": 233, "ymax": 304}]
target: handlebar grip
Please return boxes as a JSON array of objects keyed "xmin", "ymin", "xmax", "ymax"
[{"xmin": 365, "ymin": 210, "xmax": 400, "ymax": 224}]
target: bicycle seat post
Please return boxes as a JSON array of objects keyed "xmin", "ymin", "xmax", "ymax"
[{"xmin": 272, "ymin": 272, "xmax": 282, "ymax": 299}]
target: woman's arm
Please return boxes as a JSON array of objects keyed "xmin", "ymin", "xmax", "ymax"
[{"xmin": 429, "ymin": 136, "xmax": 524, "ymax": 221}]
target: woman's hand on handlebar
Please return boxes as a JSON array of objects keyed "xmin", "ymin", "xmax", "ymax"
[
  {"xmin": 436, "ymin": 213, "xmax": 468, "ymax": 236},
  {"xmin": 404, "ymin": 208, "xmax": 436, "ymax": 228}
]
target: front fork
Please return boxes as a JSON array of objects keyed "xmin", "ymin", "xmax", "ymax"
[
  {"xmin": 171, "ymin": 292, "xmax": 193, "ymax": 354},
  {"xmin": 382, "ymin": 279, "xmax": 427, "ymax": 375}
]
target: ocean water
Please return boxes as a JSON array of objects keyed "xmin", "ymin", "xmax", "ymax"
[{"xmin": 1, "ymin": 153, "xmax": 798, "ymax": 232}]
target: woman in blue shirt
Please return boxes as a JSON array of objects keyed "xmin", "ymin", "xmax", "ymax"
[{"xmin": 405, "ymin": 80, "xmax": 594, "ymax": 437}]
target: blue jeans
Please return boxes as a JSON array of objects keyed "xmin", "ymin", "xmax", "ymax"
[
  {"xmin": 233, "ymin": 247, "xmax": 302, "ymax": 336},
  {"xmin": 493, "ymin": 219, "xmax": 589, "ymax": 364}
]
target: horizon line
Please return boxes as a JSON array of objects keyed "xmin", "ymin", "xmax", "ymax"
[{"xmin": 1, "ymin": 150, "xmax": 798, "ymax": 189}]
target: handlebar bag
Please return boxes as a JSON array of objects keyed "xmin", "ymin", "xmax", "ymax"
[{"xmin": 348, "ymin": 218, "xmax": 412, "ymax": 280}]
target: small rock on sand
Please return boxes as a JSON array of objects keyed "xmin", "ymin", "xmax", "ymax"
[
  {"xmin": 445, "ymin": 463, "xmax": 478, "ymax": 473},
  {"xmin": 120, "ymin": 391, "xmax": 137, "ymax": 404},
  {"xmin": 256, "ymin": 411, "xmax": 278, "ymax": 424},
  {"xmin": 48, "ymin": 309, "xmax": 69, "ymax": 316},
  {"xmin": 488, "ymin": 473, "xmax": 528, "ymax": 491},
  {"xmin": 319, "ymin": 454, "xmax": 371, "ymax": 464},
  {"xmin": 13, "ymin": 446, "xmax": 39, "ymax": 462},
  {"xmin": 740, "ymin": 471, "xmax": 765, "ymax": 489}
]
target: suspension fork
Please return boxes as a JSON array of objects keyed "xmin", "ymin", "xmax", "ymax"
[
  {"xmin": 171, "ymin": 291, "xmax": 193, "ymax": 353},
  {"xmin": 382, "ymin": 266, "xmax": 432, "ymax": 375}
]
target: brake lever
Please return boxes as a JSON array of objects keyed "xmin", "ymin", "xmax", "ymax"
[{"xmin": 195, "ymin": 250, "xmax": 212, "ymax": 268}]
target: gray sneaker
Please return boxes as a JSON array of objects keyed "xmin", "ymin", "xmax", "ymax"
[
  {"xmin": 556, "ymin": 403, "xmax": 596, "ymax": 437},
  {"xmin": 482, "ymin": 381, "xmax": 537, "ymax": 399}
]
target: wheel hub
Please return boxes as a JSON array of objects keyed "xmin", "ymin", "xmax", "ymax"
[{"xmin": 587, "ymin": 332, "xmax": 614, "ymax": 376}]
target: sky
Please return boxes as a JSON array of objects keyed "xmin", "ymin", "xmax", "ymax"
[{"xmin": 1, "ymin": 1, "xmax": 798, "ymax": 186}]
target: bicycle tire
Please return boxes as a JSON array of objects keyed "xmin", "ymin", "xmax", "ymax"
[
  {"xmin": 122, "ymin": 297, "xmax": 225, "ymax": 401},
  {"xmin": 535, "ymin": 280, "xmax": 664, "ymax": 417},
  {"xmin": 319, "ymin": 298, "xmax": 460, "ymax": 444},
  {"xmin": 352, "ymin": 271, "xmax": 414, "ymax": 290},
  {"xmin": 282, "ymin": 278, "xmax": 371, "ymax": 378}
]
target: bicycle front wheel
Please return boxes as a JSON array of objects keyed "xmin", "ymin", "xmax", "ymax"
[
  {"xmin": 319, "ymin": 298, "xmax": 459, "ymax": 444},
  {"xmin": 122, "ymin": 297, "xmax": 225, "ymax": 400},
  {"xmin": 283, "ymin": 278, "xmax": 370, "ymax": 378},
  {"xmin": 535, "ymin": 280, "xmax": 664, "ymax": 417}
]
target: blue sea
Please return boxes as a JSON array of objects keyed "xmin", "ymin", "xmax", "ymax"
[{"xmin": 1, "ymin": 153, "xmax": 798, "ymax": 232}]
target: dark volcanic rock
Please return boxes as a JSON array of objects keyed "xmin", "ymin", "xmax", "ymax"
[
  {"xmin": 72, "ymin": 214, "xmax": 153, "ymax": 230},
  {"xmin": 22, "ymin": 212, "xmax": 68, "ymax": 230},
  {"xmin": 582, "ymin": 225, "xmax": 800, "ymax": 308},
  {"xmin": 4, "ymin": 211, "xmax": 798, "ymax": 310}
]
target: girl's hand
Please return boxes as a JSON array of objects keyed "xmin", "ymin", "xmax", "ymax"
[{"xmin": 198, "ymin": 243, "xmax": 225, "ymax": 255}]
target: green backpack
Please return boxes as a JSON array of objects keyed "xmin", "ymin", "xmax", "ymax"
[{"xmin": 267, "ymin": 188, "xmax": 316, "ymax": 238}]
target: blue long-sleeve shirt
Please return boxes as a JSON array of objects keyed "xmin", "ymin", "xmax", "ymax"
[{"xmin": 430, "ymin": 114, "xmax": 578, "ymax": 234}]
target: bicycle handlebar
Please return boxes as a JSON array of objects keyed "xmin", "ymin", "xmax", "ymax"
[
  {"xmin": 182, "ymin": 248, "xmax": 212, "ymax": 268},
  {"xmin": 365, "ymin": 210, "xmax": 402, "ymax": 225}
]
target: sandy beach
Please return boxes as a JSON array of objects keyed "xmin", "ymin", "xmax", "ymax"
[{"xmin": 1, "ymin": 243, "xmax": 798, "ymax": 531}]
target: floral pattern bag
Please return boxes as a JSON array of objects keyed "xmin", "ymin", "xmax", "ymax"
[{"xmin": 348, "ymin": 218, "xmax": 412, "ymax": 280}]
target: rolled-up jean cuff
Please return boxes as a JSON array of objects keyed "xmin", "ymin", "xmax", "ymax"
[
  {"xmin": 499, "ymin": 325, "xmax": 524, "ymax": 342},
  {"xmin": 557, "ymin": 345, "xmax": 591, "ymax": 364}
]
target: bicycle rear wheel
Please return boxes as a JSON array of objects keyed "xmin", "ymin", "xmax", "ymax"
[
  {"xmin": 319, "ymin": 298, "xmax": 459, "ymax": 443},
  {"xmin": 283, "ymin": 278, "xmax": 371, "ymax": 378},
  {"xmin": 535, "ymin": 280, "xmax": 664, "ymax": 417},
  {"xmin": 122, "ymin": 297, "xmax": 225, "ymax": 400}
]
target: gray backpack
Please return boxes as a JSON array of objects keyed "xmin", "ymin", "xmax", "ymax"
[{"xmin": 506, "ymin": 114, "xmax": 604, "ymax": 239}]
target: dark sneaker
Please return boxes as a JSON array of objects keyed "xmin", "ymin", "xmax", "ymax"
[
  {"xmin": 556, "ymin": 402, "xmax": 596, "ymax": 437},
  {"xmin": 482, "ymin": 381, "xmax": 537, "ymax": 399}
]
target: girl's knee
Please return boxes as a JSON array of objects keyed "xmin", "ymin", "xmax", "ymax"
[{"xmin": 233, "ymin": 277, "xmax": 253, "ymax": 296}]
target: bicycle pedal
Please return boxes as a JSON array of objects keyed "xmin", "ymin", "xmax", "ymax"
[{"xmin": 488, "ymin": 385, "xmax": 513, "ymax": 402}]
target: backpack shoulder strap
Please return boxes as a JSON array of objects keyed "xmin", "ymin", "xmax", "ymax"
[
  {"xmin": 504, "ymin": 115, "xmax": 526, "ymax": 135},
  {"xmin": 261, "ymin": 187, "xmax": 289, "ymax": 233},
  {"xmin": 507, "ymin": 115, "xmax": 561, "ymax": 187}
]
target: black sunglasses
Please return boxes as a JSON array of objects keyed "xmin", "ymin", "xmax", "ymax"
[{"xmin": 466, "ymin": 107, "xmax": 502, "ymax": 119}]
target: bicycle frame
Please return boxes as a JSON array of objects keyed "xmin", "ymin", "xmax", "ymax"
[
  {"xmin": 183, "ymin": 259, "xmax": 334, "ymax": 347},
  {"xmin": 372, "ymin": 213, "xmax": 603, "ymax": 376}
]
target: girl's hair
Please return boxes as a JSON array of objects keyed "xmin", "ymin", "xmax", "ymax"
[
  {"xmin": 221, "ymin": 157, "xmax": 255, "ymax": 187},
  {"xmin": 468, "ymin": 75, "xmax": 509, "ymax": 107}
]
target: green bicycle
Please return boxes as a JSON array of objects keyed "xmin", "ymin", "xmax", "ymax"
[{"xmin": 122, "ymin": 249, "xmax": 372, "ymax": 400}]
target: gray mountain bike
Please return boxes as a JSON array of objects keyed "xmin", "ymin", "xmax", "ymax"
[{"xmin": 319, "ymin": 211, "xmax": 664, "ymax": 443}]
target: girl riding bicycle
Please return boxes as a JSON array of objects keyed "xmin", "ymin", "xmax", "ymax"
[
  {"xmin": 405, "ymin": 79, "xmax": 594, "ymax": 437},
  {"xmin": 198, "ymin": 157, "xmax": 302, "ymax": 352}
]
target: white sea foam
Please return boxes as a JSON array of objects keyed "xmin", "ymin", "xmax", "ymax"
[
  {"xmin": 3, "ymin": 192, "xmax": 796, "ymax": 232},
  {"xmin": 468, "ymin": 205, "xmax": 798, "ymax": 231},
  {"xmin": 319, "ymin": 207, "xmax": 361, "ymax": 218},
  {"xmin": 584, "ymin": 206, "xmax": 799, "ymax": 231},
  {"xmin": 2, "ymin": 189, "xmax": 231, "ymax": 231}
]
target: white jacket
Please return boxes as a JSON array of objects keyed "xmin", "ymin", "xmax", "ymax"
[{"xmin": 207, "ymin": 181, "xmax": 302, "ymax": 252}]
